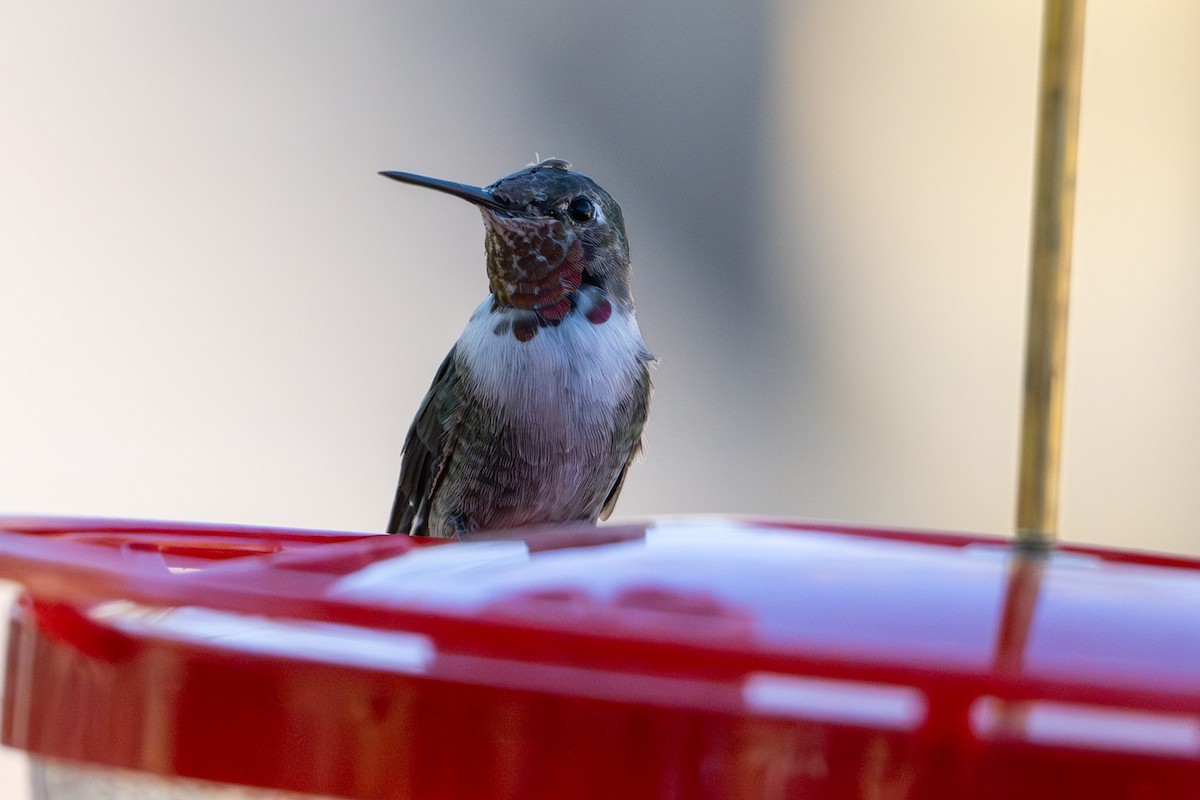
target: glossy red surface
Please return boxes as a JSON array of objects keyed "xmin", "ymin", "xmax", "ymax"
[{"xmin": 1, "ymin": 516, "xmax": 1199, "ymax": 798}]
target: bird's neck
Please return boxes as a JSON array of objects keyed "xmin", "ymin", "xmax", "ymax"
[{"xmin": 457, "ymin": 289, "xmax": 650, "ymax": 424}]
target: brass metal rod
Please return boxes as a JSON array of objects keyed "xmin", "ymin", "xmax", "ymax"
[{"xmin": 1016, "ymin": 0, "xmax": 1087, "ymax": 542}]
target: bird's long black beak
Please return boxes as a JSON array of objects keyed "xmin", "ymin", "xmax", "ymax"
[{"xmin": 379, "ymin": 170, "xmax": 507, "ymax": 211}]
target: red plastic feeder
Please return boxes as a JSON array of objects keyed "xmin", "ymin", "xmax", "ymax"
[{"xmin": 1, "ymin": 516, "xmax": 1199, "ymax": 798}]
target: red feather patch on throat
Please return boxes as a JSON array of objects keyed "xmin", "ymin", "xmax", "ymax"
[{"xmin": 585, "ymin": 297, "xmax": 612, "ymax": 325}]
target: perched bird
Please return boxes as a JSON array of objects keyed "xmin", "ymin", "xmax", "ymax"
[{"xmin": 381, "ymin": 159, "xmax": 654, "ymax": 537}]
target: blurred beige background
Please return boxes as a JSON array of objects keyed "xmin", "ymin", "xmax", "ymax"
[
  {"xmin": 0, "ymin": 1, "xmax": 1199, "ymax": 794},
  {"xmin": 2, "ymin": 6, "xmax": 1199, "ymax": 550},
  {"xmin": 0, "ymin": 0, "xmax": 1195, "ymax": 546}
]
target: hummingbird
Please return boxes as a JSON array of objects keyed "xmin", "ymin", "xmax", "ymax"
[{"xmin": 381, "ymin": 158, "xmax": 654, "ymax": 537}]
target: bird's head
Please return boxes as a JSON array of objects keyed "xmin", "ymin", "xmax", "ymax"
[{"xmin": 381, "ymin": 158, "xmax": 632, "ymax": 322}]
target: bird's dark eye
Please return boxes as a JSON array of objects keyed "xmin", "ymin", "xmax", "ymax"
[{"xmin": 566, "ymin": 196, "xmax": 594, "ymax": 223}]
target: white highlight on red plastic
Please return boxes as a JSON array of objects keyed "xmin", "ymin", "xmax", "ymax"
[
  {"xmin": 92, "ymin": 602, "xmax": 436, "ymax": 674},
  {"xmin": 742, "ymin": 672, "xmax": 927, "ymax": 731},
  {"xmin": 971, "ymin": 697, "xmax": 1200, "ymax": 757}
]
